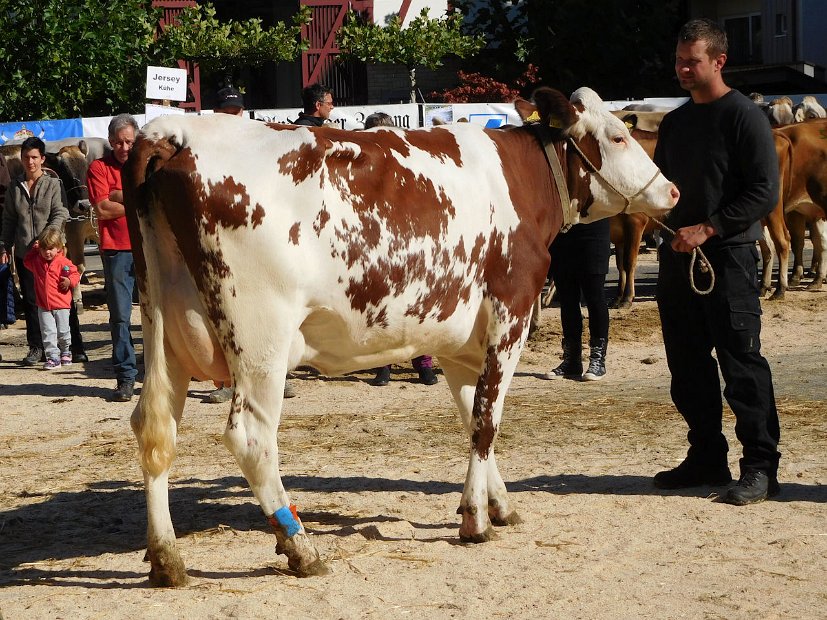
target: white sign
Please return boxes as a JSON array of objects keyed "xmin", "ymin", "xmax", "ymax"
[
  {"xmin": 144, "ymin": 103, "xmax": 186, "ymax": 125},
  {"xmin": 145, "ymin": 66, "xmax": 188, "ymax": 102}
]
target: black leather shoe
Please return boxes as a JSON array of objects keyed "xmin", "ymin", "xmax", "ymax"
[
  {"xmin": 72, "ymin": 351, "xmax": 89, "ymax": 363},
  {"xmin": 22, "ymin": 346, "xmax": 44, "ymax": 366},
  {"xmin": 370, "ymin": 366, "xmax": 391, "ymax": 386},
  {"xmin": 418, "ymin": 367, "xmax": 438, "ymax": 385},
  {"xmin": 653, "ymin": 458, "xmax": 732, "ymax": 489},
  {"xmin": 112, "ymin": 380, "xmax": 135, "ymax": 402},
  {"xmin": 723, "ymin": 471, "xmax": 780, "ymax": 506}
]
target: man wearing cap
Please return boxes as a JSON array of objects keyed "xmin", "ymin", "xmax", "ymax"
[
  {"xmin": 207, "ymin": 86, "xmax": 297, "ymax": 403},
  {"xmin": 214, "ymin": 86, "xmax": 246, "ymax": 117}
]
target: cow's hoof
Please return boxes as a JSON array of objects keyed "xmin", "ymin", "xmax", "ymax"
[
  {"xmin": 491, "ymin": 510, "xmax": 522, "ymax": 527},
  {"xmin": 790, "ymin": 276, "xmax": 801, "ymax": 287},
  {"xmin": 459, "ymin": 526, "xmax": 498, "ymax": 543},
  {"xmin": 767, "ymin": 289, "xmax": 785, "ymax": 301},
  {"xmin": 148, "ymin": 563, "xmax": 189, "ymax": 588},
  {"xmin": 806, "ymin": 281, "xmax": 823, "ymax": 292},
  {"xmin": 292, "ymin": 557, "xmax": 330, "ymax": 577}
]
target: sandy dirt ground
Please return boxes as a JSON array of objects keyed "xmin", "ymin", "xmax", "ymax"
[{"xmin": 1, "ymin": 255, "xmax": 826, "ymax": 620}]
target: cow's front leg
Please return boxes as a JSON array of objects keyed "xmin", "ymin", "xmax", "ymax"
[{"xmin": 223, "ymin": 373, "xmax": 329, "ymax": 577}]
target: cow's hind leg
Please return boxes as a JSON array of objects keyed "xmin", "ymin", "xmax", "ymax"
[
  {"xmin": 223, "ymin": 369, "xmax": 328, "ymax": 577},
  {"xmin": 132, "ymin": 344, "xmax": 190, "ymax": 587},
  {"xmin": 440, "ymin": 315, "xmax": 527, "ymax": 542}
]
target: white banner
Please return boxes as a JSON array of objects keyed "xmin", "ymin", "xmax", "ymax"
[{"xmin": 253, "ymin": 103, "xmax": 420, "ymax": 130}]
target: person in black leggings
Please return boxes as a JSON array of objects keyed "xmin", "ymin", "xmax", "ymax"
[{"xmin": 541, "ymin": 218, "xmax": 610, "ymax": 381}]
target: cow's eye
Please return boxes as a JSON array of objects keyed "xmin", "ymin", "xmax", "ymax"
[{"xmin": 612, "ymin": 136, "xmax": 626, "ymax": 144}]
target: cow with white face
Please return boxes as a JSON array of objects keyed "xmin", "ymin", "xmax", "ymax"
[{"xmin": 123, "ymin": 86, "xmax": 678, "ymax": 586}]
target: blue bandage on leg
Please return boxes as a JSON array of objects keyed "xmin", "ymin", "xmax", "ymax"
[{"xmin": 273, "ymin": 506, "xmax": 301, "ymax": 537}]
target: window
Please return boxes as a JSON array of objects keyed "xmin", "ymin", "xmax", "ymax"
[
  {"xmin": 724, "ymin": 14, "xmax": 763, "ymax": 66},
  {"xmin": 775, "ymin": 13, "xmax": 787, "ymax": 36}
]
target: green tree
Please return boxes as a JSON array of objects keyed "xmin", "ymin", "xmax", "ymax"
[
  {"xmin": 336, "ymin": 8, "xmax": 485, "ymax": 104},
  {"xmin": 0, "ymin": 1, "xmax": 310, "ymax": 122},
  {"xmin": 156, "ymin": 3, "xmax": 311, "ymax": 88},
  {"xmin": 0, "ymin": 0, "xmax": 159, "ymax": 121}
]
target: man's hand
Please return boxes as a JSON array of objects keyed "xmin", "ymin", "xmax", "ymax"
[{"xmin": 671, "ymin": 222, "xmax": 716, "ymax": 253}]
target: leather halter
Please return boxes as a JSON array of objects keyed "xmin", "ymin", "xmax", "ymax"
[{"xmin": 532, "ymin": 122, "xmax": 666, "ymax": 230}]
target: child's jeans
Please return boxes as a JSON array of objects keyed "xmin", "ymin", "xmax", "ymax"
[{"xmin": 38, "ymin": 307, "xmax": 71, "ymax": 361}]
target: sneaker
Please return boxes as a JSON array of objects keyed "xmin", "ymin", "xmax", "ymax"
[
  {"xmin": 23, "ymin": 346, "xmax": 44, "ymax": 366},
  {"xmin": 112, "ymin": 380, "xmax": 135, "ymax": 402},
  {"xmin": 60, "ymin": 353, "xmax": 73, "ymax": 366},
  {"xmin": 207, "ymin": 386, "xmax": 232, "ymax": 404},
  {"xmin": 72, "ymin": 351, "xmax": 89, "ymax": 363},
  {"xmin": 653, "ymin": 458, "xmax": 732, "ymax": 490},
  {"xmin": 43, "ymin": 358, "xmax": 61, "ymax": 370},
  {"xmin": 723, "ymin": 471, "xmax": 780, "ymax": 506},
  {"xmin": 283, "ymin": 380, "xmax": 297, "ymax": 399},
  {"xmin": 370, "ymin": 366, "xmax": 391, "ymax": 387},
  {"xmin": 418, "ymin": 367, "xmax": 438, "ymax": 385}
]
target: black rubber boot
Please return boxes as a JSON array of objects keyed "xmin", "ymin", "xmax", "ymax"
[
  {"xmin": 582, "ymin": 338, "xmax": 608, "ymax": 381},
  {"xmin": 542, "ymin": 338, "xmax": 582, "ymax": 379}
]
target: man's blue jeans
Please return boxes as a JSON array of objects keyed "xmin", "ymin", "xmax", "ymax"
[{"xmin": 102, "ymin": 250, "xmax": 137, "ymax": 382}]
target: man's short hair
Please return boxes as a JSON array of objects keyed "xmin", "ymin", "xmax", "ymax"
[
  {"xmin": 679, "ymin": 18, "xmax": 728, "ymax": 57},
  {"xmin": 216, "ymin": 86, "xmax": 244, "ymax": 110},
  {"xmin": 302, "ymin": 83, "xmax": 333, "ymax": 113},
  {"xmin": 108, "ymin": 113, "xmax": 139, "ymax": 138},
  {"xmin": 20, "ymin": 136, "xmax": 46, "ymax": 157}
]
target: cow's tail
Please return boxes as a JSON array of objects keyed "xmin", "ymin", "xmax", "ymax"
[
  {"xmin": 132, "ymin": 288, "xmax": 177, "ymax": 479},
  {"xmin": 126, "ymin": 134, "xmax": 180, "ymax": 479}
]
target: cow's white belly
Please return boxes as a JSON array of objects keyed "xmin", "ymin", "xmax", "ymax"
[{"xmin": 297, "ymin": 294, "xmax": 489, "ymax": 376}]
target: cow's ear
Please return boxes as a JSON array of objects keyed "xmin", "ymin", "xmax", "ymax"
[
  {"xmin": 515, "ymin": 98, "xmax": 540, "ymax": 123},
  {"xmin": 622, "ymin": 113, "xmax": 639, "ymax": 130},
  {"xmin": 78, "ymin": 140, "xmax": 88, "ymax": 156},
  {"xmin": 532, "ymin": 88, "xmax": 578, "ymax": 130}
]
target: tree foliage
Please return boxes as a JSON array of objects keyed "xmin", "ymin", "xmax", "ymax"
[
  {"xmin": 0, "ymin": 1, "xmax": 310, "ymax": 122},
  {"xmin": 337, "ymin": 8, "xmax": 485, "ymax": 103},
  {"xmin": 430, "ymin": 65, "xmax": 540, "ymax": 103},
  {"xmin": 455, "ymin": 0, "xmax": 684, "ymax": 100},
  {"xmin": 0, "ymin": 0, "xmax": 159, "ymax": 121},
  {"xmin": 156, "ymin": 3, "xmax": 311, "ymax": 83}
]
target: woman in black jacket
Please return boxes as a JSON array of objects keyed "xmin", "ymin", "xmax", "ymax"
[{"xmin": 542, "ymin": 218, "xmax": 611, "ymax": 381}]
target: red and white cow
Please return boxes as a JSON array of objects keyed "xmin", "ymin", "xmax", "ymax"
[
  {"xmin": 122, "ymin": 86, "xmax": 678, "ymax": 586},
  {"xmin": 761, "ymin": 120, "xmax": 827, "ymax": 297}
]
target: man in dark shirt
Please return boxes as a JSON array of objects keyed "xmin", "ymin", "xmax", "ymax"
[
  {"xmin": 292, "ymin": 84, "xmax": 334, "ymax": 127},
  {"xmin": 653, "ymin": 18, "xmax": 781, "ymax": 505}
]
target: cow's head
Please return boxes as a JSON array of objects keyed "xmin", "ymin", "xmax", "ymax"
[{"xmin": 517, "ymin": 86, "xmax": 678, "ymax": 224}]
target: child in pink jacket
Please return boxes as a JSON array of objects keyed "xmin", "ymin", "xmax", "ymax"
[{"xmin": 23, "ymin": 228, "xmax": 80, "ymax": 369}]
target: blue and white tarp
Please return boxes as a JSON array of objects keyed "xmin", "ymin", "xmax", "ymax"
[{"xmin": 0, "ymin": 118, "xmax": 84, "ymax": 144}]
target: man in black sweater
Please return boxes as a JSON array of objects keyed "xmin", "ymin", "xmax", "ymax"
[
  {"xmin": 293, "ymin": 84, "xmax": 334, "ymax": 127},
  {"xmin": 653, "ymin": 18, "xmax": 781, "ymax": 505}
]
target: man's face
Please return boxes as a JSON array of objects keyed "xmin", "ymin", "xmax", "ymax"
[
  {"xmin": 316, "ymin": 94, "xmax": 334, "ymax": 120},
  {"xmin": 110, "ymin": 126, "xmax": 136, "ymax": 164},
  {"xmin": 675, "ymin": 39, "xmax": 724, "ymax": 92},
  {"xmin": 21, "ymin": 148, "xmax": 45, "ymax": 178}
]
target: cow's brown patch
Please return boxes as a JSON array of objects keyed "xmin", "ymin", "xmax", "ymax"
[
  {"xmin": 289, "ymin": 222, "xmax": 301, "ymax": 245},
  {"xmin": 403, "ymin": 127, "xmax": 462, "ymax": 167},
  {"xmin": 313, "ymin": 207, "xmax": 330, "ymax": 235},
  {"xmin": 471, "ymin": 345, "xmax": 503, "ymax": 459},
  {"xmin": 277, "ymin": 141, "xmax": 326, "ymax": 184}
]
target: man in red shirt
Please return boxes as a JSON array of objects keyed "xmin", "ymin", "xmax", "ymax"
[{"xmin": 87, "ymin": 114, "xmax": 139, "ymax": 401}]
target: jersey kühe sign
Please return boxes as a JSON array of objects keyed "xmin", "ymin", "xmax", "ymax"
[{"xmin": 145, "ymin": 66, "xmax": 188, "ymax": 102}]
